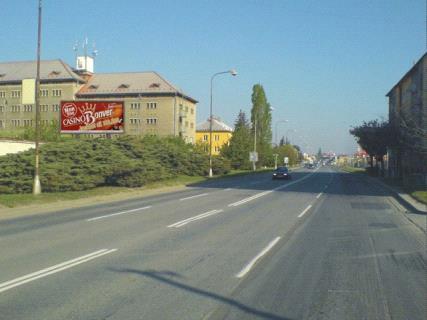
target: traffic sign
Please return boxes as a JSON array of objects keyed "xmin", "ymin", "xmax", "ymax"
[{"xmin": 249, "ymin": 152, "xmax": 258, "ymax": 162}]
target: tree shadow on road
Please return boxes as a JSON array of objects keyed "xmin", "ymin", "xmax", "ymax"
[{"xmin": 109, "ymin": 268, "xmax": 293, "ymax": 320}]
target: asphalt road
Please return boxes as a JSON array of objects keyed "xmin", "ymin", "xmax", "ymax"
[{"xmin": 0, "ymin": 166, "xmax": 425, "ymax": 320}]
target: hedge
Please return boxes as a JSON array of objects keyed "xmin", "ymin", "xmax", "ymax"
[{"xmin": 0, "ymin": 135, "xmax": 231, "ymax": 194}]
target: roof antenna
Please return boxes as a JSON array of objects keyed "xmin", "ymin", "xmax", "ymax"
[
  {"xmin": 92, "ymin": 41, "xmax": 98, "ymax": 58},
  {"xmin": 73, "ymin": 40, "xmax": 79, "ymax": 68}
]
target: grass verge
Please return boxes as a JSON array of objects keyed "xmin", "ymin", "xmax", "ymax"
[
  {"xmin": 0, "ymin": 169, "xmax": 271, "ymax": 208},
  {"xmin": 340, "ymin": 166, "xmax": 366, "ymax": 174},
  {"xmin": 407, "ymin": 190, "xmax": 427, "ymax": 205}
]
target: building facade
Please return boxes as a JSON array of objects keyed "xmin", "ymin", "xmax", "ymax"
[
  {"xmin": 386, "ymin": 52, "xmax": 427, "ymax": 186},
  {"xmin": 0, "ymin": 59, "xmax": 197, "ymax": 142},
  {"xmin": 196, "ymin": 116, "xmax": 233, "ymax": 155}
]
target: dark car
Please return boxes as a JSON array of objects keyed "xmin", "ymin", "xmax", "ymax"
[{"xmin": 272, "ymin": 167, "xmax": 291, "ymax": 180}]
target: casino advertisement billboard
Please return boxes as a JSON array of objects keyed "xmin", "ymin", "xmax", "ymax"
[{"xmin": 60, "ymin": 101, "xmax": 124, "ymax": 133}]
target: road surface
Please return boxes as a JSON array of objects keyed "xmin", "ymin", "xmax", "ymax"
[{"xmin": 0, "ymin": 166, "xmax": 425, "ymax": 319}]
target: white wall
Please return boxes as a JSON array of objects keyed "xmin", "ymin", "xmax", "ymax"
[{"xmin": 0, "ymin": 140, "xmax": 35, "ymax": 156}]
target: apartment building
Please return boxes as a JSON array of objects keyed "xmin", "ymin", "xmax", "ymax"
[
  {"xmin": 386, "ymin": 52, "xmax": 427, "ymax": 186},
  {"xmin": 196, "ymin": 116, "xmax": 233, "ymax": 155},
  {"xmin": 0, "ymin": 59, "xmax": 197, "ymax": 142}
]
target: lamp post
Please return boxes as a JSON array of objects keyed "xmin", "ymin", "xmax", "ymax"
[
  {"xmin": 33, "ymin": 0, "xmax": 42, "ymax": 195},
  {"xmin": 209, "ymin": 69, "xmax": 237, "ymax": 177},
  {"xmin": 274, "ymin": 119, "xmax": 289, "ymax": 146}
]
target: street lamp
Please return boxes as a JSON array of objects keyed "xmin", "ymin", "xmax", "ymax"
[
  {"xmin": 208, "ymin": 69, "xmax": 237, "ymax": 177},
  {"xmin": 274, "ymin": 119, "xmax": 289, "ymax": 146},
  {"xmin": 33, "ymin": 0, "xmax": 42, "ymax": 195}
]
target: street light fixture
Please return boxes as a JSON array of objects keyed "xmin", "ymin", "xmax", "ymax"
[{"xmin": 209, "ymin": 69, "xmax": 237, "ymax": 177}]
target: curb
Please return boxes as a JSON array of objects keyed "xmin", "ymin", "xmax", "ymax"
[
  {"xmin": 365, "ymin": 175, "xmax": 426, "ymax": 233},
  {"xmin": 371, "ymin": 177, "xmax": 426, "ymax": 214},
  {"xmin": 338, "ymin": 167, "xmax": 426, "ymax": 233}
]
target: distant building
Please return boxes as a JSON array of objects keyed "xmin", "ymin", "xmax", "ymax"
[
  {"xmin": 0, "ymin": 58, "xmax": 197, "ymax": 142},
  {"xmin": 196, "ymin": 116, "xmax": 233, "ymax": 155},
  {"xmin": 386, "ymin": 52, "xmax": 427, "ymax": 186}
]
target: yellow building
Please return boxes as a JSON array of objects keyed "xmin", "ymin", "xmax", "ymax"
[
  {"xmin": 0, "ymin": 59, "xmax": 197, "ymax": 142},
  {"xmin": 196, "ymin": 116, "xmax": 233, "ymax": 155}
]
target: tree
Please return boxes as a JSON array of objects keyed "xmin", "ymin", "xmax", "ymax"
[
  {"xmin": 293, "ymin": 144, "xmax": 304, "ymax": 161},
  {"xmin": 221, "ymin": 110, "xmax": 253, "ymax": 169},
  {"xmin": 279, "ymin": 136, "xmax": 285, "ymax": 146},
  {"xmin": 273, "ymin": 144, "xmax": 299, "ymax": 166},
  {"xmin": 317, "ymin": 148, "xmax": 322, "ymax": 159},
  {"xmin": 349, "ymin": 119, "xmax": 394, "ymax": 175},
  {"xmin": 250, "ymin": 84, "xmax": 273, "ymax": 166}
]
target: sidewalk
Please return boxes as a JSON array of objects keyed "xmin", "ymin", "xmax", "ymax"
[{"xmin": 370, "ymin": 176, "xmax": 426, "ymax": 232}]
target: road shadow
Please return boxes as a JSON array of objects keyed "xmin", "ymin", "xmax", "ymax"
[
  {"xmin": 188, "ymin": 168, "xmax": 426, "ymax": 215},
  {"xmin": 109, "ymin": 268, "xmax": 293, "ymax": 320}
]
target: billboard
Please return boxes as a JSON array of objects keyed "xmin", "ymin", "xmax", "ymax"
[{"xmin": 60, "ymin": 101, "xmax": 124, "ymax": 133}]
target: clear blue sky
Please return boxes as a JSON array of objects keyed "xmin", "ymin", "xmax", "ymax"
[{"xmin": 1, "ymin": 0, "xmax": 425, "ymax": 154}]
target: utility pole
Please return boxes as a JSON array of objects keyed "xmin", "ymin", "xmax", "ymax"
[
  {"xmin": 253, "ymin": 117, "xmax": 257, "ymax": 171},
  {"xmin": 33, "ymin": 0, "xmax": 42, "ymax": 195}
]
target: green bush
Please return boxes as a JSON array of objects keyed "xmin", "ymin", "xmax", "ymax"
[{"xmin": 0, "ymin": 135, "xmax": 230, "ymax": 194}]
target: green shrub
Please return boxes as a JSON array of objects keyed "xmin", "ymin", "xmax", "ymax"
[{"xmin": 0, "ymin": 135, "xmax": 230, "ymax": 194}]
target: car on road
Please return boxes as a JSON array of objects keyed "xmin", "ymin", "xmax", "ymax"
[{"xmin": 272, "ymin": 167, "xmax": 292, "ymax": 180}]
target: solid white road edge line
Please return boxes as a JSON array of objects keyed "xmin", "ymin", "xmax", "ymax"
[
  {"xmin": 298, "ymin": 204, "xmax": 312, "ymax": 218},
  {"xmin": 179, "ymin": 193, "xmax": 209, "ymax": 201},
  {"xmin": 316, "ymin": 192, "xmax": 323, "ymax": 199},
  {"xmin": 236, "ymin": 237, "xmax": 281, "ymax": 278},
  {"xmin": 87, "ymin": 206, "xmax": 152, "ymax": 222},
  {"xmin": 167, "ymin": 209, "xmax": 224, "ymax": 228},
  {"xmin": 228, "ymin": 168, "xmax": 320, "ymax": 207},
  {"xmin": 0, "ymin": 249, "xmax": 117, "ymax": 293}
]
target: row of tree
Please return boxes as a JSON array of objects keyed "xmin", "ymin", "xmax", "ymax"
[{"xmin": 220, "ymin": 84, "xmax": 302, "ymax": 169}]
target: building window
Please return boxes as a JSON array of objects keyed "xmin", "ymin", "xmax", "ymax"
[
  {"xmin": 214, "ymin": 146, "xmax": 220, "ymax": 152},
  {"xmin": 203, "ymin": 145, "xmax": 208, "ymax": 152},
  {"xmin": 190, "ymin": 108, "xmax": 194, "ymax": 115},
  {"xmin": 190, "ymin": 122, "xmax": 194, "ymax": 129},
  {"xmin": 130, "ymin": 102, "xmax": 141, "ymax": 109},
  {"xmin": 23, "ymin": 105, "xmax": 33, "ymax": 112},
  {"xmin": 0, "ymin": 120, "xmax": 3, "ymax": 128},
  {"xmin": 147, "ymin": 102, "xmax": 157, "ymax": 109},
  {"xmin": 146, "ymin": 118, "xmax": 157, "ymax": 125},
  {"xmin": 23, "ymin": 119, "xmax": 33, "ymax": 127},
  {"xmin": 11, "ymin": 90, "xmax": 21, "ymax": 98},
  {"xmin": 41, "ymin": 120, "xmax": 49, "ymax": 126},
  {"xmin": 0, "ymin": 91, "xmax": 5, "ymax": 98},
  {"xmin": 11, "ymin": 119, "xmax": 21, "ymax": 127},
  {"xmin": 41, "ymin": 105, "xmax": 49, "ymax": 112},
  {"xmin": 40, "ymin": 89, "xmax": 49, "ymax": 97},
  {"xmin": 52, "ymin": 89, "xmax": 62, "ymax": 97},
  {"xmin": 130, "ymin": 118, "xmax": 141, "ymax": 124},
  {"xmin": 203, "ymin": 134, "xmax": 208, "ymax": 141},
  {"xmin": 52, "ymin": 104, "xmax": 60, "ymax": 112},
  {"xmin": 0, "ymin": 106, "xmax": 4, "ymax": 112},
  {"xmin": 214, "ymin": 135, "xmax": 220, "ymax": 141},
  {"xmin": 11, "ymin": 105, "xmax": 20, "ymax": 112}
]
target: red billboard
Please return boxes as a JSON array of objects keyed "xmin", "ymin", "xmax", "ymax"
[{"xmin": 60, "ymin": 101, "xmax": 124, "ymax": 133}]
